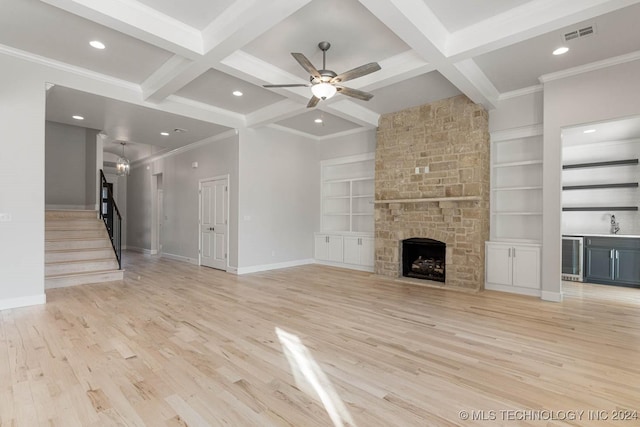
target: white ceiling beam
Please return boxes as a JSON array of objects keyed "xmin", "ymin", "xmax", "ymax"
[
  {"xmin": 245, "ymin": 100, "xmax": 308, "ymax": 128},
  {"xmin": 359, "ymin": 0, "xmax": 498, "ymax": 109},
  {"xmin": 165, "ymin": 95, "xmax": 245, "ymax": 129},
  {"xmin": 350, "ymin": 50, "xmax": 436, "ymax": 92},
  {"xmin": 324, "ymin": 100, "xmax": 379, "ymax": 128},
  {"xmin": 40, "ymin": 0, "xmax": 203, "ymax": 58},
  {"xmin": 447, "ymin": 0, "xmax": 640, "ymax": 61},
  {"xmin": 141, "ymin": 0, "xmax": 312, "ymax": 102}
]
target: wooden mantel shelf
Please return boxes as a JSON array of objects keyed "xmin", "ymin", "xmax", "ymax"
[{"xmin": 374, "ymin": 196, "xmax": 482, "ymax": 204}]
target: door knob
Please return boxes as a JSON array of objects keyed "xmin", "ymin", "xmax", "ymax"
[{"xmin": 209, "ymin": 227, "xmax": 215, "ymax": 231}]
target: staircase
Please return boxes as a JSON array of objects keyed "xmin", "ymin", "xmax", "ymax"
[{"xmin": 45, "ymin": 210, "xmax": 124, "ymax": 288}]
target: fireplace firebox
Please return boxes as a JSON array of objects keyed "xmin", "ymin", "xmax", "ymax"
[{"xmin": 401, "ymin": 238, "xmax": 446, "ymax": 282}]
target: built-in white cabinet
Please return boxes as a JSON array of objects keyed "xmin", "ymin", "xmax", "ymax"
[
  {"xmin": 487, "ymin": 125, "xmax": 543, "ymax": 297},
  {"xmin": 314, "ymin": 234, "xmax": 343, "ymax": 263},
  {"xmin": 315, "ymin": 154, "xmax": 375, "ymax": 272},
  {"xmin": 343, "ymin": 236, "xmax": 374, "ymax": 267},
  {"xmin": 485, "ymin": 242, "xmax": 541, "ymax": 295}
]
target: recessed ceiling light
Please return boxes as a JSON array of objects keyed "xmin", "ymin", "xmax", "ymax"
[
  {"xmin": 89, "ymin": 40, "xmax": 106, "ymax": 50},
  {"xmin": 314, "ymin": 118, "xmax": 323, "ymax": 124},
  {"xmin": 553, "ymin": 47, "xmax": 569, "ymax": 55},
  {"xmin": 72, "ymin": 115, "xmax": 84, "ymax": 120},
  {"xmin": 584, "ymin": 129, "xmax": 597, "ymax": 134},
  {"xmin": 232, "ymin": 90, "xmax": 243, "ymax": 97},
  {"xmin": 160, "ymin": 132, "xmax": 169, "ymax": 136}
]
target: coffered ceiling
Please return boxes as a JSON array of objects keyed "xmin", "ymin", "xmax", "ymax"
[{"xmin": 2, "ymin": 0, "xmax": 640, "ymax": 155}]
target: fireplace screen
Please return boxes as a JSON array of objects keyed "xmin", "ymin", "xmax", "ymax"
[{"xmin": 402, "ymin": 238, "xmax": 446, "ymax": 282}]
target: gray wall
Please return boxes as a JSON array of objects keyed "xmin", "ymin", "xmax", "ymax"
[
  {"xmin": 126, "ymin": 133, "xmax": 240, "ymax": 266},
  {"xmin": 237, "ymin": 127, "xmax": 319, "ymax": 268},
  {"xmin": 45, "ymin": 121, "xmax": 89, "ymax": 208},
  {"xmin": 85, "ymin": 128, "xmax": 99, "ymax": 209},
  {"xmin": 315, "ymin": 129, "xmax": 377, "ymax": 160},
  {"xmin": 125, "ymin": 127, "xmax": 377, "ymax": 272}
]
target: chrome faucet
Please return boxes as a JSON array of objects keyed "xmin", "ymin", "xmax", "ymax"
[{"xmin": 610, "ymin": 214, "xmax": 620, "ymax": 234}]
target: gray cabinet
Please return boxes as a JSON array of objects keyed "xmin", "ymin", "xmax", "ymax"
[{"xmin": 584, "ymin": 236, "xmax": 640, "ymax": 287}]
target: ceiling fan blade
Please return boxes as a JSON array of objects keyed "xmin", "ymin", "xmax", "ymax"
[
  {"xmin": 263, "ymin": 83, "xmax": 311, "ymax": 88},
  {"xmin": 331, "ymin": 62, "xmax": 381, "ymax": 84},
  {"xmin": 292, "ymin": 53, "xmax": 321, "ymax": 79},
  {"xmin": 335, "ymin": 86, "xmax": 374, "ymax": 101},
  {"xmin": 307, "ymin": 96, "xmax": 320, "ymax": 108}
]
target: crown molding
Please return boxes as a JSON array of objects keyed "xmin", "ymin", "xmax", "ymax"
[
  {"xmin": 131, "ymin": 129, "xmax": 238, "ymax": 167},
  {"xmin": 539, "ymin": 50, "xmax": 640, "ymax": 84},
  {"xmin": 265, "ymin": 124, "xmax": 371, "ymax": 142},
  {"xmin": 0, "ymin": 43, "xmax": 141, "ymax": 92},
  {"xmin": 498, "ymin": 84, "xmax": 543, "ymax": 101},
  {"xmin": 166, "ymin": 95, "xmax": 246, "ymax": 128}
]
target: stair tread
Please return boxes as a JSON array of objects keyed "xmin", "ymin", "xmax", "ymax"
[
  {"xmin": 45, "ymin": 236, "xmax": 109, "ymax": 241},
  {"xmin": 46, "ymin": 269, "xmax": 124, "ymax": 279},
  {"xmin": 46, "ymin": 257, "xmax": 117, "ymax": 265},
  {"xmin": 47, "ymin": 247, "xmax": 113, "ymax": 253}
]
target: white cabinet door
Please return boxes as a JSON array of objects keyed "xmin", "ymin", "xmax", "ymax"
[
  {"xmin": 512, "ymin": 245, "xmax": 540, "ymax": 289},
  {"xmin": 486, "ymin": 243, "xmax": 512, "ymax": 286},
  {"xmin": 327, "ymin": 235, "xmax": 343, "ymax": 262},
  {"xmin": 360, "ymin": 237, "xmax": 375, "ymax": 267},
  {"xmin": 343, "ymin": 237, "xmax": 360, "ymax": 264},
  {"xmin": 314, "ymin": 235, "xmax": 329, "ymax": 261}
]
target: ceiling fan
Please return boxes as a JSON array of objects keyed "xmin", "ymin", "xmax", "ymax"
[{"xmin": 263, "ymin": 41, "xmax": 381, "ymax": 108}]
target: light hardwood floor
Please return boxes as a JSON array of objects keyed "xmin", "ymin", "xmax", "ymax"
[{"xmin": 1, "ymin": 252, "xmax": 639, "ymax": 426}]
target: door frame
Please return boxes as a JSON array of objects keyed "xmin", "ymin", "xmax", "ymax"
[{"xmin": 198, "ymin": 174, "xmax": 230, "ymax": 271}]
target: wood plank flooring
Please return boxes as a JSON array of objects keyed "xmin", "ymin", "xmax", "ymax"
[{"xmin": 1, "ymin": 251, "xmax": 640, "ymax": 426}]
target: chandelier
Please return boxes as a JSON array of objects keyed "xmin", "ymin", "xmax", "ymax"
[{"xmin": 116, "ymin": 142, "xmax": 130, "ymax": 176}]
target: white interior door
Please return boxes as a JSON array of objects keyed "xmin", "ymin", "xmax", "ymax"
[{"xmin": 200, "ymin": 178, "xmax": 228, "ymax": 270}]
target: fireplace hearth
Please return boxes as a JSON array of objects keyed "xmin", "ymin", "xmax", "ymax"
[{"xmin": 402, "ymin": 238, "xmax": 446, "ymax": 282}]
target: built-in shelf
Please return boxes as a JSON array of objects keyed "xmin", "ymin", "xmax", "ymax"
[
  {"xmin": 374, "ymin": 196, "xmax": 482, "ymax": 204},
  {"xmin": 326, "ymin": 195, "xmax": 351, "ymax": 199},
  {"xmin": 352, "ymin": 194, "xmax": 374, "ymax": 199},
  {"xmin": 562, "ymin": 182, "xmax": 639, "ymax": 191},
  {"xmin": 324, "ymin": 213, "xmax": 350, "ymax": 216},
  {"xmin": 325, "ymin": 176, "xmax": 375, "ymax": 184},
  {"xmin": 492, "ymin": 212, "xmax": 543, "ymax": 216},
  {"xmin": 494, "ymin": 160, "xmax": 543, "ymax": 168},
  {"xmin": 562, "ymin": 158, "xmax": 639, "ymax": 170},
  {"xmin": 563, "ymin": 206, "xmax": 639, "ymax": 212},
  {"xmin": 493, "ymin": 186, "xmax": 542, "ymax": 192}
]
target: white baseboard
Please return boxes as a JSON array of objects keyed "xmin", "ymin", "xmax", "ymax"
[
  {"xmin": 161, "ymin": 252, "xmax": 198, "ymax": 265},
  {"xmin": 485, "ymin": 283, "xmax": 541, "ymax": 298},
  {"xmin": 0, "ymin": 294, "xmax": 46, "ymax": 311},
  {"xmin": 236, "ymin": 259, "xmax": 314, "ymax": 275},
  {"xmin": 314, "ymin": 260, "xmax": 374, "ymax": 273},
  {"xmin": 541, "ymin": 290, "xmax": 563, "ymax": 302},
  {"xmin": 127, "ymin": 246, "xmax": 155, "ymax": 255},
  {"xmin": 46, "ymin": 204, "xmax": 94, "ymax": 210},
  {"xmin": 227, "ymin": 266, "xmax": 238, "ymax": 274}
]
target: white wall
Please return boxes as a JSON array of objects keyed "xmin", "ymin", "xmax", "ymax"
[
  {"xmin": 237, "ymin": 127, "xmax": 319, "ymax": 270},
  {"xmin": 0, "ymin": 55, "xmax": 46, "ymax": 309},
  {"xmin": 543, "ymin": 59, "xmax": 640, "ymax": 300},
  {"xmin": 45, "ymin": 121, "xmax": 89, "ymax": 208},
  {"xmin": 562, "ymin": 139, "xmax": 640, "ymax": 235}
]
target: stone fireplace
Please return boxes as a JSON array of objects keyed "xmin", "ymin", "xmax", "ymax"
[{"xmin": 374, "ymin": 95, "xmax": 490, "ymax": 291}]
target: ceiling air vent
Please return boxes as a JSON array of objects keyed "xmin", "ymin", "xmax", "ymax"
[{"xmin": 563, "ymin": 24, "xmax": 596, "ymax": 42}]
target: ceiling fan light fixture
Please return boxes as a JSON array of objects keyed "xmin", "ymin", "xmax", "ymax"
[{"xmin": 311, "ymin": 82, "xmax": 336, "ymax": 100}]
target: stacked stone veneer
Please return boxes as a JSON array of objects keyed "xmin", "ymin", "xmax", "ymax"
[{"xmin": 375, "ymin": 95, "xmax": 490, "ymax": 290}]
